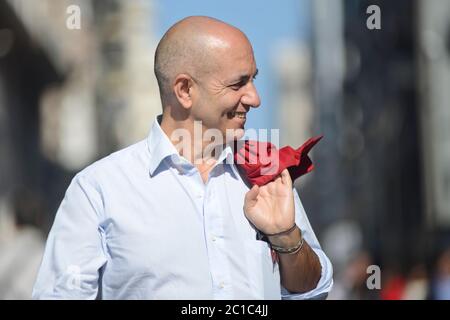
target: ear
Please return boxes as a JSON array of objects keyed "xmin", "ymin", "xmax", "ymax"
[{"xmin": 173, "ymin": 74, "xmax": 194, "ymax": 110}]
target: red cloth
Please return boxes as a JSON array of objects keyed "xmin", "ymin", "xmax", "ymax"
[{"xmin": 234, "ymin": 136, "xmax": 323, "ymax": 186}]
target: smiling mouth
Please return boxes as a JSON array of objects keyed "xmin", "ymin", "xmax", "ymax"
[{"xmin": 228, "ymin": 111, "xmax": 247, "ymax": 120}]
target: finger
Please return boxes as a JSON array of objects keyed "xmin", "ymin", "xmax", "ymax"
[
  {"xmin": 258, "ymin": 184, "xmax": 270, "ymax": 197},
  {"xmin": 280, "ymin": 169, "xmax": 292, "ymax": 188},
  {"xmin": 267, "ymin": 179, "xmax": 277, "ymax": 194},
  {"xmin": 271, "ymin": 176, "xmax": 282, "ymax": 192},
  {"xmin": 244, "ymin": 184, "xmax": 260, "ymax": 206},
  {"xmin": 274, "ymin": 175, "xmax": 282, "ymax": 185}
]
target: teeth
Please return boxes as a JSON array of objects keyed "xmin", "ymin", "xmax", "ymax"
[{"xmin": 234, "ymin": 112, "xmax": 246, "ymax": 119}]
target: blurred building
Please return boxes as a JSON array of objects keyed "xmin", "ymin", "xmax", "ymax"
[
  {"xmin": 0, "ymin": 0, "xmax": 160, "ymax": 229},
  {"xmin": 0, "ymin": 0, "xmax": 161, "ymax": 299},
  {"xmin": 417, "ymin": 0, "xmax": 450, "ymax": 234},
  {"xmin": 0, "ymin": 0, "xmax": 64, "ymax": 234},
  {"xmin": 340, "ymin": 0, "xmax": 423, "ymax": 272},
  {"xmin": 7, "ymin": 0, "xmax": 160, "ymax": 165},
  {"xmin": 273, "ymin": 42, "xmax": 316, "ymax": 191},
  {"xmin": 274, "ymin": 42, "xmax": 314, "ymax": 148},
  {"xmin": 280, "ymin": 0, "xmax": 450, "ymax": 291},
  {"xmin": 315, "ymin": 0, "xmax": 424, "ymax": 274},
  {"xmin": 92, "ymin": 0, "xmax": 161, "ymax": 154}
]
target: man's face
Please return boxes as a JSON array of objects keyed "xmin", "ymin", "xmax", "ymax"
[{"xmin": 190, "ymin": 39, "xmax": 261, "ymax": 143}]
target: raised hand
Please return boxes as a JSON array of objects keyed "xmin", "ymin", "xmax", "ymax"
[{"xmin": 243, "ymin": 169, "xmax": 295, "ymax": 235}]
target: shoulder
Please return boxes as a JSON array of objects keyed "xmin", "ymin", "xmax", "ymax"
[{"xmin": 75, "ymin": 139, "xmax": 149, "ymax": 186}]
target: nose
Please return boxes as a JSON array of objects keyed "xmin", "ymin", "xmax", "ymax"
[{"xmin": 241, "ymin": 82, "xmax": 261, "ymax": 109}]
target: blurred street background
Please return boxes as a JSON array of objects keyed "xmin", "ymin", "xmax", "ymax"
[{"xmin": 1, "ymin": 0, "xmax": 450, "ymax": 299}]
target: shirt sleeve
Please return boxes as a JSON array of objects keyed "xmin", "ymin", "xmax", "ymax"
[
  {"xmin": 280, "ymin": 189, "xmax": 334, "ymax": 300},
  {"xmin": 32, "ymin": 173, "xmax": 108, "ymax": 299}
]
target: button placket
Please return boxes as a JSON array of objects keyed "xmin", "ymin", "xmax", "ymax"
[{"xmin": 203, "ymin": 181, "xmax": 232, "ymax": 298}]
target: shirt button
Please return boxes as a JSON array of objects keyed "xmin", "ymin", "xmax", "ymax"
[
  {"xmin": 212, "ymin": 236, "xmax": 217, "ymax": 242},
  {"xmin": 219, "ymin": 282, "xmax": 225, "ymax": 289}
]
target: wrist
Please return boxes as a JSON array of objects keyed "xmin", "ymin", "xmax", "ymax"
[{"xmin": 267, "ymin": 225, "xmax": 302, "ymax": 248}]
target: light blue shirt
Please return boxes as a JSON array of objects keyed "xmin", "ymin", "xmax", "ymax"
[{"xmin": 32, "ymin": 115, "xmax": 333, "ymax": 299}]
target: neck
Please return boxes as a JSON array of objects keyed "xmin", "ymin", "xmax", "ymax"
[{"xmin": 160, "ymin": 110, "xmax": 223, "ymax": 165}]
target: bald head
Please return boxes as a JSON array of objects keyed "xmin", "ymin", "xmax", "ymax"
[{"xmin": 154, "ymin": 16, "xmax": 252, "ymax": 104}]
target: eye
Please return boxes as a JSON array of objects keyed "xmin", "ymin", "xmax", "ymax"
[
  {"xmin": 228, "ymin": 72, "xmax": 257, "ymax": 91},
  {"xmin": 230, "ymin": 81, "xmax": 246, "ymax": 90}
]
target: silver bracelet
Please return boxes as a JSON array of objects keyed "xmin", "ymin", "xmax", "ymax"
[{"xmin": 270, "ymin": 237, "xmax": 304, "ymax": 255}]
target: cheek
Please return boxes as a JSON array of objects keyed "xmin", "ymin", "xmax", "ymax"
[
  {"xmin": 193, "ymin": 103, "xmax": 225, "ymax": 128},
  {"xmin": 195, "ymin": 92, "xmax": 241, "ymax": 125},
  {"xmin": 220, "ymin": 94, "xmax": 242, "ymax": 114}
]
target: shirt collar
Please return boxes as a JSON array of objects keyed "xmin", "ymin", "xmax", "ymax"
[
  {"xmin": 147, "ymin": 115, "xmax": 181, "ymax": 176},
  {"xmin": 147, "ymin": 114, "xmax": 235, "ymax": 176},
  {"xmin": 217, "ymin": 144, "xmax": 234, "ymax": 166}
]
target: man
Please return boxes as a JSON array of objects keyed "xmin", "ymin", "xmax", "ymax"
[{"xmin": 32, "ymin": 16, "xmax": 333, "ymax": 299}]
